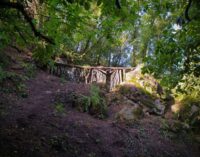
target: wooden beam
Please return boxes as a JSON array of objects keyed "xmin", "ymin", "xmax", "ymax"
[{"xmin": 54, "ymin": 62, "xmax": 135, "ymax": 71}]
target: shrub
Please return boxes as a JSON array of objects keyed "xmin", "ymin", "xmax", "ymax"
[
  {"xmin": 76, "ymin": 85, "xmax": 107, "ymax": 119},
  {"xmin": 118, "ymin": 84, "xmax": 132, "ymax": 95},
  {"xmin": 0, "ymin": 70, "xmax": 27, "ymax": 97},
  {"xmin": 0, "ymin": 66, "xmax": 6, "ymax": 83},
  {"xmin": 55, "ymin": 102, "xmax": 65, "ymax": 113},
  {"xmin": 89, "ymin": 85, "xmax": 107, "ymax": 118},
  {"xmin": 172, "ymin": 74, "xmax": 200, "ymax": 131},
  {"xmin": 22, "ymin": 63, "xmax": 37, "ymax": 78},
  {"xmin": 77, "ymin": 95, "xmax": 91, "ymax": 112}
]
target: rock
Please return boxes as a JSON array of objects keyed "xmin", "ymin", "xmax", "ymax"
[
  {"xmin": 124, "ymin": 99, "xmax": 138, "ymax": 106},
  {"xmin": 140, "ymin": 98, "xmax": 155, "ymax": 109},
  {"xmin": 171, "ymin": 102, "xmax": 182, "ymax": 113},
  {"xmin": 126, "ymin": 64, "xmax": 143, "ymax": 80},
  {"xmin": 45, "ymin": 90, "xmax": 52, "ymax": 94},
  {"xmin": 139, "ymin": 98, "xmax": 165, "ymax": 115},
  {"xmin": 142, "ymin": 105, "xmax": 152, "ymax": 114},
  {"xmin": 105, "ymin": 92, "xmax": 125, "ymax": 105},
  {"xmin": 126, "ymin": 65, "xmax": 165, "ymax": 97},
  {"xmin": 153, "ymin": 99, "xmax": 165, "ymax": 115},
  {"xmin": 190, "ymin": 105, "xmax": 199, "ymax": 116},
  {"xmin": 115, "ymin": 105, "xmax": 143, "ymax": 123}
]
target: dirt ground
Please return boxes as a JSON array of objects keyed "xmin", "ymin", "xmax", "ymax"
[{"xmin": 0, "ymin": 69, "xmax": 199, "ymax": 157}]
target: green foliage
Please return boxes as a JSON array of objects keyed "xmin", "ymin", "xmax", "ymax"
[
  {"xmin": 1, "ymin": 0, "xmax": 199, "ymax": 70},
  {"xmin": 0, "ymin": 52, "xmax": 10, "ymax": 68},
  {"xmin": 119, "ymin": 83, "xmax": 153, "ymax": 99},
  {"xmin": 174, "ymin": 74, "xmax": 200, "ymax": 96},
  {"xmin": 55, "ymin": 102, "xmax": 65, "ymax": 113},
  {"xmin": 160, "ymin": 119, "xmax": 189, "ymax": 139},
  {"xmin": 142, "ymin": 1, "xmax": 200, "ymax": 89},
  {"xmin": 0, "ymin": 67, "xmax": 7, "ymax": 83},
  {"xmin": 77, "ymin": 85, "xmax": 107, "ymax": 118},
  {"xmin": 118, "ymin": 84, "xmax": 132, "ymax": 95},
  {"xmin": 90, "ymin": 85, "xmax": 103, "ymax": 108},
  {"xmin": 60, "ymin": 74, "xmax": 67, "ymax": 84},
  {"xmin": 77, "ymin": 95, "xmax": 91, "ymax": 112},
  {"xmin": 142, "ymin": 30, "xmax": 184, "ymax": 89},
  {"xmin": 0, "ymin": 0, "xmax": 137, "ymax": 67},
  {"xmin": 90, "ymin": 85, "xmax": 107, "ymax": 118},
  {"xmin": 130, "ymin": 78, "xmax": 155, "ymax": 96},
  {"xmin": 22, "ymin": 63, "xmax": 37, "ymax": 78},
  {"xmin": 172, "ymin": 74, "xmax": 200, "ymax": 130},
  {"xmin": 0, "ymin": 69, "xmax": 27, "ymax": 97},
  {"xmin": 33, "ymin": 44, "xmax": 55, "ymax": 67}
]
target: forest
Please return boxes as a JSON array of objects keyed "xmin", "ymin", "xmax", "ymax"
[{"xmin": 0, "ymin": 0, "xmax": 200, "ymax": 157}]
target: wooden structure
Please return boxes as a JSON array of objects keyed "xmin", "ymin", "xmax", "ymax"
[{"xmin": 49, "ymin": 62, "xmax": 134, "ymax": 91}]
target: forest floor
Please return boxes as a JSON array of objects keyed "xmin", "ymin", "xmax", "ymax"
[{"xmin": 0, "ymin": 48, "xmax": 200, "ymax": 157}]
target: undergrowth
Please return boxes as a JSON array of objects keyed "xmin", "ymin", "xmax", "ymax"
[
  {"xmin": 77, "ymin": 85, "xmax": 107, "ymax": 119},
  {"xmin": 22, "ymin": 62, "xmax": 37, "ymax": 78},
  {"xmin": 54, "ymin": 85, "xmax": 108, "ymax": 119},
  {"xmin": 54, "ymin": 102, "xmax": 66, "ymax": 115},
  {"xmin": 0, "ymin": 68, "xmax": 28, "ymax": 97},
  {"xmin": 172, "ymin": 74, "xmax": 200, "ymax": 132}
]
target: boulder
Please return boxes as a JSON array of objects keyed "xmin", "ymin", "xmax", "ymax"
[
  {"xmin": 190, "ymin": 105, "xmax": 199, "ymax": 116},
  {"xmin": 115, "ymin": 105, "xmax": 143, "ymax": 123},
  {"xmin": 126, "ymin": 64, "xmax": 143, "ymax": 81},
  {"xmin": 105, "ymin": 92, "xmax": 126, "ymax": 105},
  {"xmin": 123, "ymin": 99, "xmax": 139, "ymax": 106},
  {"xmin": 171, "ymin": 102, "xmax": 182, "ymax": 113},
  {"xmin": 138, "ymin": 98, "xmax": 166, "ymax": 115},
  {"xmin": 126, "ymin": 64, "xmax": 165, "ymax": 98},
  {"xmin": 153, "ymin": 99, "xmax": 166, "ymax": 115}
]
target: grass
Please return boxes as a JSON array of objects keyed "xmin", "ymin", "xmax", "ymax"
[
  {"xmin": 22, "ymin": 62, "xmax": 37, "ymax": 78},
  {"xmin": 60, "ymin": 74, "xmax": 67, "ymax": 84},
  {"xmin": 55, "ymin": 102, "xmax": 65, "ymax": 113}
]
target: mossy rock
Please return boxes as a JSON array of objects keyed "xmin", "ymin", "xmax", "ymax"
[
  {"xmin": 115, "ymin": 105, "xmax": 144, "ymax": 123},
  {"xmin": 140, "ymin": 98, "xmax": 155, "ymax": 108}
]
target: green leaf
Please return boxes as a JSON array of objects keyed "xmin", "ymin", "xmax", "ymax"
[
  {"xmin": 97, "ymin": 0, "xmax": 102, "ymax": 6},
  {"xmin": 84, "ymin": 2, "xmax": 90, "ymax": 10}
]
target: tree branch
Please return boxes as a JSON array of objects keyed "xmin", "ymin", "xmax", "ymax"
[
  {"xmin": 0, "ymin": 1, "xmax": 55, "ymax": 44},
  {"xmin": 115, "ymin": 0, "xmax": 121, "ymax": 9},
  {"xmin": 185, "ymin": 0, "xmax": 192, "ymax": 22}
]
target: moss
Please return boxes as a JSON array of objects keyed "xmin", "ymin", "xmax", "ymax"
[
  {"xmin": 140, "ymin": 98, "xmax": 155, "ymax": 108},
  {"xmin": 132, "ymin": 107, "xmax": 143, "ymax": 118},
  {"xmin": 118, "ymin": 85, "xmax": 132, "ymax": 95},
  {"xmin": 127, "ymin": 76, "xmax": 159, "ymax": 99}
]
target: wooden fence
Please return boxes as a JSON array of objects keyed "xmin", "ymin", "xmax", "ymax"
[{"xmin": 49, "ymin": 62, "xmax": 134, "ymax": 91}]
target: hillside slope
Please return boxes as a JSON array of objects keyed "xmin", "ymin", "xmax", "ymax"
[{"xmin": 0, "ymin": 48, "xmax": 199, "ymax": 157}]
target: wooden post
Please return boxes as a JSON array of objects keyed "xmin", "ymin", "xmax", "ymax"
[
  {"xmin": 122, "ymin": 69, "xmax": 126, "ymax": 82},
  {"xmin": 105, "ymin": 69, "xmax": 115, "ymax": 92}
]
